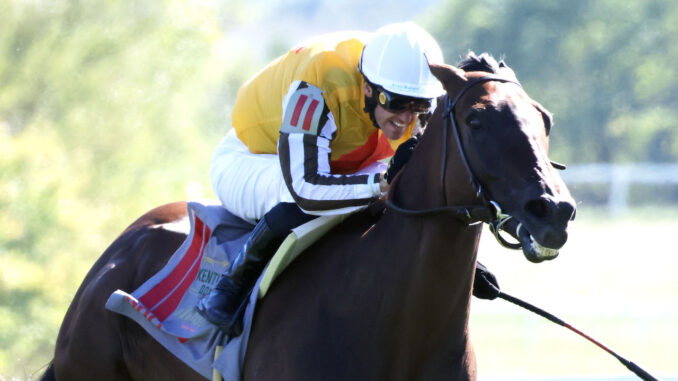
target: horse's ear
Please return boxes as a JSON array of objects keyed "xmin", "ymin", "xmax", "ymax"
[
  {"xmin": 532, "ymin": 99, "xmax": 553, "ymax": 135},
  {"xmin": 498, "ymin": 61, "xmax": 519, "ymax": 83},
  {"xmin": 429, "ymin": 63, "xmax": 467, "ymax": 94}
]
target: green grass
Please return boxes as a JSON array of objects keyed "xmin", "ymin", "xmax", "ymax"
[{"xmin": 472, "ymin": 205, "xmax": 678, "ymax": 379}]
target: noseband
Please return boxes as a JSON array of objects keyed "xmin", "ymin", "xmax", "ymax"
[{"xmin": 386, "ymin": 75, "xmax": 524, "ymax": 248}]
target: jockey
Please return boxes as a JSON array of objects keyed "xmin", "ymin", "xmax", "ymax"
[{"xmin": 197, "ymin": 22, "xmax": 445, "ymax": 335}]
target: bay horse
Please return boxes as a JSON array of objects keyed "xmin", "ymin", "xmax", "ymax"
[{"xmin": 43, "ymin": 54, "xmax": 575, "ymax": 381}]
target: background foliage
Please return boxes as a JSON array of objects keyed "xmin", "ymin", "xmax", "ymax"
[
  {"xmin": 0, "ymin": 0, "xmax": 252, "ymax": 377},
  {"xmin": 1, "ymin": 0, "xmax": 676, "ymax": 379},
  {"xmin": 429, "ymin": 0, "xmax": 678, "ymax": 163}
]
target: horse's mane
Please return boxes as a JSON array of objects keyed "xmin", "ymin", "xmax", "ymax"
[{"xmin": 457, "ymin": 52, "xmax": 507, "ymax": 74}]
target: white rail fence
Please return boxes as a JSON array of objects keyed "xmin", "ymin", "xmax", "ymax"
[{"xmin": 561, "ymin": 163, "xmax": 678, "ymax": 215}]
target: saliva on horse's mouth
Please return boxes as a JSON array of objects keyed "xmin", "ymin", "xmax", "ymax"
[{"xmin": 517, "ymin": 225, "xmax": 560, "ymax": 263}]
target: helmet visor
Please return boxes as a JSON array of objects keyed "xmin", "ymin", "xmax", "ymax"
[{"xmin": 377, "ymin": 87, "xmax": 433, "ymax": 114}]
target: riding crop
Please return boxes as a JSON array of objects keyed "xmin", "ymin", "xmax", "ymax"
[{"xmin": 498, "ymin": 291, "xmax": 659, "ymax": 381}]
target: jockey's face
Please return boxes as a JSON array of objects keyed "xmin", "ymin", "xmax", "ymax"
[
  {"xmin": 374, "ymin": 105, "xmax": 415, "ymax": 140},
  {"xmin": 363, "ymin": 82, "xmax": 416, "ymax": 140}
]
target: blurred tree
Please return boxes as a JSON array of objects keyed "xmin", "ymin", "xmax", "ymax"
[
  {"xmin": 0, "ymin": 0, "xmax": 254, "ymax": 377},
  {"xmin": 427, "ymin": 0, "xmax": 678, "ymax": 164}
]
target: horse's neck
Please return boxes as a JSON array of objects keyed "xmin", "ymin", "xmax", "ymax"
[
  {"xmin": 382, "ymin": 212, "xmax": 481, "ymax": 311},
  {"xmin": 371, "ymin": 108, "xmax": 484, "ymax": 351},
  {"xmin": 247, "ymin": 205, "xmax": 481, "ymax": 378},
  {"xmin": 394, "ymin": 108, "xmax": 480, "ymax": 210},
  {"xmin": 364, "ymin": 210, "xmax": 481, "ymax": 371}
]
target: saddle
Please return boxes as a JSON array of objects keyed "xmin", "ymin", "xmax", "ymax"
[{"xmin": 106, "ymin": 201, "xmax": 351, "ymax": 380}]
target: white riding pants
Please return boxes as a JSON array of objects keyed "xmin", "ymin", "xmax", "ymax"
[
  {"xmin": 210, "ymin": 129, "xmax": 387, "ymax": 224},
  {"xmin": 210, "ymin": 130, "xmax": 294, "ymax": 224}
]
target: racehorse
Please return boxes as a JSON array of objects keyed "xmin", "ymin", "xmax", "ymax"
[{"xmin": 42, "ymin": 53, "xmax": 575, "ymax": 381}]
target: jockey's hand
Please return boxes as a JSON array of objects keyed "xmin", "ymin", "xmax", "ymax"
[
  {"xmin": 473, "ymin": 261, "xmax": 501, "ymax": 300},
  {"xmin": 385, "ymin": 136, "xmax": 419, "ymax": 184}
]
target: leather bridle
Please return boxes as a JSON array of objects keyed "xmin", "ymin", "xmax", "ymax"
[{"xmin": 385, "ymin": 75, "xmax": 526, "ymax": 249}]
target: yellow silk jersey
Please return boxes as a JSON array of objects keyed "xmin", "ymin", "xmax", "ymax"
[{"xmin": 231, "ymin": 32, "xmax": 415, "ymax": 175}]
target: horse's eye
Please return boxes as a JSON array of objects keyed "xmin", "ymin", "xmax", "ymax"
[{"xmin": 465, "ymin": 115, "xmax": 482, "ymax": 129}]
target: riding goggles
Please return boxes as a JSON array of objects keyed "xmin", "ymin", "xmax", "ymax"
[{"xmin": 377, "ymin": 87, "xmax": 433, "ymax": 114}]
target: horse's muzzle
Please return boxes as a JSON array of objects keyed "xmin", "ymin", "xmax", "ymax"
[
  {"xmin": 500, "ymin": 195, "xmax": 575, "ymax": 263},
  {"xmin": 517, "ymin": 223, "xmax": 562, "ymax": 263}
]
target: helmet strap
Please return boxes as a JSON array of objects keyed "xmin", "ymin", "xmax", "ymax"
[
  {"xmin": 363, "ymin": 94, "xmax": 380, "ymax": 130},
  {"xmin": 361, "ymin": 76, "xmax": 381, "ymax": 129}
]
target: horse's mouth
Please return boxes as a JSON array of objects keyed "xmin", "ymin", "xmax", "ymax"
[
  {"xmin": 491, "ymin": 215, "xmax": 566, "ymax": 263},
  {"xmin": 517, "ymin": 224, "xmax": 560, "ymax": 263}
]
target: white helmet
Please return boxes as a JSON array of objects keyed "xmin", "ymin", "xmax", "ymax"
[{"xmin": 360, "ymin": 22, "xmax": 445, "ymax": 99}]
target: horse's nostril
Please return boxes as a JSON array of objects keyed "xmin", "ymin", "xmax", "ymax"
[{"xmin": 525, "ymin": 199, "xmax": 549, "ymax": 219}]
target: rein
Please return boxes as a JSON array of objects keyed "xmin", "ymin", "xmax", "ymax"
[
  {"xmin": 384, "ymin": 74, "xmax": 662, "ymax": 381},
  {"xmin": 439, "ymin": 75, "xmax": 520, "ymax": 208},
  {"xmin": 386, "ymin": 75, "xmax": 522, "ymax": 248},
  {"xmin": 498, "ymin": 291, "xmax": 659, "ymax": 381}
]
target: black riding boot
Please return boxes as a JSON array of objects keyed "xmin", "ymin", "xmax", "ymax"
[{"xmin": 197, "ymin": 218, "xmax": 283, "ymax": 336}]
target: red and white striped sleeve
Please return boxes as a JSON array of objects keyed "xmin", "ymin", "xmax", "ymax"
[{"xmin": 277, "ymin": 81, "xmax": 382, "ymax": 213}]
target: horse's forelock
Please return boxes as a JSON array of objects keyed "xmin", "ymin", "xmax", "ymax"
[
  {"xmin": 457, "ymin": 52, "xmax": 503, "ymax": 74},
  {"xmin": 458, "ymin": 52, "xmax": 518, "ymax": 82}
]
